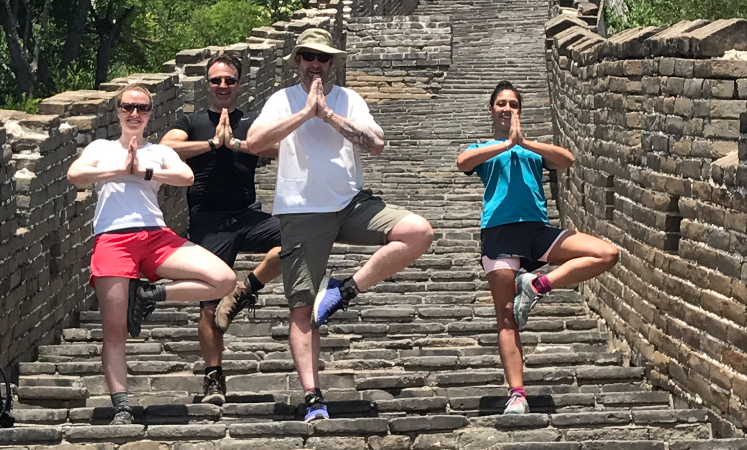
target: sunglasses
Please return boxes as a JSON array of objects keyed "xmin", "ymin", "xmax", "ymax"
[
  {"xmin": 298, "ymin": 51, "xmax": 332, "ymax": 63},
  {"xmin": 208, "ymin": 76, "xmax": 238, "ymax": 86},
  {"xmin": 119, "ymin": 103, "xmax": 152, "ymax": 113}
]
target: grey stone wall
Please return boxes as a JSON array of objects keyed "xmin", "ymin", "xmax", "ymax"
[
  {"xmin": 346, "ymin": 15, "xmax": 452, "ymax": 102},
  {"xmin": 352, "ymin": 0, "xmax": 419, "ymax": 17},
  {"xmin": 545, "ymin": 15, "xmax": 747, "ymax": 428},
  {"xmin": 0, "ymin": 0, "xmax": 347, "ymax": 379}
]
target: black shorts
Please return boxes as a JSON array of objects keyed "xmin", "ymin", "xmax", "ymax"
[
  {"xmin": 480, "ymin": 221, "xmax": 566, "ymax": 272},
  {"xmin": 189, "ymin": 205, "xmax": 281, "ymax": 306}
]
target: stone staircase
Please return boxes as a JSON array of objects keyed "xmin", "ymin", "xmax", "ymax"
[{"xmin": 3, "ymin": 0, "xmax": 747, "ymax": 449}]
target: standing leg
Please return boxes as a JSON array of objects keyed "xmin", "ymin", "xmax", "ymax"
[
  {"xmin": 487, "ymin": 268, "xmax": 531, "ymax": 415},
  {"xmin": 487, "ymin": 269, "xmax": 524, "ymax": 389},
  {"xmin": 279, "ymin": 213, "xmax": 337, "ymax": 421},
  {"xmin": 95, "ymin": 277, "xmax": 135, "ymax": 424}
]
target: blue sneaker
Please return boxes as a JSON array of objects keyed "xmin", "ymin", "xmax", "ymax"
[
  {"xmin": 513, "ymin": 272, "xmax": 543, "ymax": 330},
  {"xmin": 312, "ymin": 276, "xmax": 349, "ymax": 328},
  {"xmin": 304, "ymin": 396, "xmax": 329, "ymax": 422}
]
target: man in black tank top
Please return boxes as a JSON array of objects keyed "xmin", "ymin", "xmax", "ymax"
[{"xmin": 161, "ymin": 53, "xmax": 281, "ymax": 406}]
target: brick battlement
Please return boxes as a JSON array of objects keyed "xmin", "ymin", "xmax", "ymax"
[{"xmin": 546, "ymin": 15, "xmax": 747, "ymax": 429}]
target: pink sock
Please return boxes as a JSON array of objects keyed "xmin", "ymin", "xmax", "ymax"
[
  {"xmin": 532, "ymin": 275, "xmax": 552, "ymax": 294},
  {"xmin": 510, "ymin": 387, "xmax": 526, "ymax": 398}
]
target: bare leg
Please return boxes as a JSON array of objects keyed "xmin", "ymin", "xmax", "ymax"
[
  {"xmin": 289, "ymin": 305, "xmax": 321, "ymax": 391},
  {"xmin": 353, "ymin": 214, "xmax": 433, "ymax": 291},
  {"xmin": 488, "ymin": 269, "xmax": 524, "ymax": 389},
  {"xmin": 96, "ymin": 277, "xmax": 130, "ymax": 394},
  {"xmin": 199, "ymin": 303, "xmax": 223, "ymax": 367},
  {"xmin": 155, "ymin": 242, "xmax": 236, "ymax": 301},
  {"xmin": 544, "ymin": 232, "xmax": 619, "ymax": 288},
  {"xmin": 252, "ymin": 246, "xmax": 281, "ymax": 285}
]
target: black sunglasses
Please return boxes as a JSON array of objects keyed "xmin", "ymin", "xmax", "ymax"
[
  {"xmin": 298, "ymin": 51, "xmax": 332, "ymax": 63},
  {"xmin": 119, "ymin": 103, "xmax": 152, "ymax": 113},
  {"xmin": 208, "ymin": 76, "xmax": 238, "ymax": 86}
]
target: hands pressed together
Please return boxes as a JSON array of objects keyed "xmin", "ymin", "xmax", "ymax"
[
  {"xmin": 212, "ymin": 109, "xmax": 235, "ymax": 147},
  {"xmin": 303, "ymin": 77, "xmax": 332, "ymax": 121},
  {"xmin": 122, "ymin": 136, "xmax": 148, "ymax": 177},
  {"xmin": 507, "ymin": 112, "xmax": 525, "ymax": 149}
]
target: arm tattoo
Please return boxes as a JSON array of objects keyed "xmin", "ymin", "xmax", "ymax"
[{"xmin": 339, "ymin": 121, "xmax": 378, "ymax": 151}]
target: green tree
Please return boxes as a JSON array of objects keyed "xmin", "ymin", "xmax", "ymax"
[{"xmin": 606, "ymin": 0, "xmax": 747, "ymax": 35}]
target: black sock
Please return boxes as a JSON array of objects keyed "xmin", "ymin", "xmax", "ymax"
[
  {"xmin": 245, "ymin": 272, "xmax": 264, "ymax": 293},
  {"xmin": 305, "ymin": 387, "xmax": 324, "ymax": 404},
  {"xmin": 339, "ymin": 277, "xmax": 360, "ymax": 302},
  {"xmin": 110, "ymin": 392, "xmax": 130, "ymax": 410},
  {"xmin": 138, "ymin": 283, "xmax": 167, "ymax": 302},
  {"xmin": 205, "ymin": 366, "xmax": 223, "ymax": 378}
]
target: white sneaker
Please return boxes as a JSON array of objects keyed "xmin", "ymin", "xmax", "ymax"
[{"xmin": 503, "ymin": 392, "xmax": 529, "ymax": 414}]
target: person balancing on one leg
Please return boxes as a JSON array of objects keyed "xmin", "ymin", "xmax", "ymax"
[
  {"xmin": 247, "ymin": 28, "xmax": 434, "ymax": 421},
  {"xmin": 457, "ymin": 81, "xmax": 619, "ymax": 414}
]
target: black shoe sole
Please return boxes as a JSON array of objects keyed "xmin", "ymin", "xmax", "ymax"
[{"xmin": 127, "ymin": 279, "xmax": 145, "ymax": 338}]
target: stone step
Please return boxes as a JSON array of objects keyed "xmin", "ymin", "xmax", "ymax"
[
  {"xmin": 2, "ymin": 411, "xmax": 731, "ymax": 448},
  {"xmin": 61, "ymin": 317, "xmax": 599, "ymax": 344},
  {"xmin": 16, "ymin": 365, "xmax": 645, "ymax": 409},
  {"xmin": 12, "ymin": 390, "xmax": 677, "ymax": 426}
]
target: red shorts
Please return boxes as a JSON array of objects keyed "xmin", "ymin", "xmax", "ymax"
[{"xmin": 90, "ymin": 227, "xmax": 188, "ymax": 287}]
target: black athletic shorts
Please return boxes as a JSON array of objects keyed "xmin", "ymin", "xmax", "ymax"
[
  {"xmin": 189, "ymin": 204, "xmax": 281, "ymax": 306},
  {"xmin": 480, "ymin": 221, "xmax": 566, "ymax": 272}
]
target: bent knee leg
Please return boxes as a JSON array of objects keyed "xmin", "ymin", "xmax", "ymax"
[
  {"xmin": 209, "ymin": 268, "xmax": 237, "ymax": 298},
  {"xmin": 601, "ymin": 243, "xmax": 620, "ymax": 269},
  {"xmin": 394, "ymin": 214, "xmax": 434, "ymax": 251}
]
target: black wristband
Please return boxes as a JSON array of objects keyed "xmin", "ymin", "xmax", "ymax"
[
  {"xmin": 208, "ymin": 139, "xmax": 217, "ymax": 151},
  {"xmin": 144, "ymin": 168, "xmax": 153, "ymax": 181}
]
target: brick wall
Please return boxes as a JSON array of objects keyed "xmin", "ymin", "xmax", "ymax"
[
  {"xmin": 352, "ymin": 0, "xmax": 419, "ymax": 17},
  {"xmin": 346, "ymin": 15, "xmax": 452, "ymax": 102},
  {"xmin": 545, "ymin": 15, "xmax": 747, "ymax": 428},
  {"xmin": 0, "ymin": 0, "xmax": 355, "ymax": 380}
]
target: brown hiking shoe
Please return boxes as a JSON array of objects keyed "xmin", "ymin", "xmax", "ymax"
[
  {"xmin": 201, "ymin": 370, "xmax": 226, "ymax": 406},
  {"xmin": 214, "ymin": 280, "xmax": 258, "ymax": 333}
]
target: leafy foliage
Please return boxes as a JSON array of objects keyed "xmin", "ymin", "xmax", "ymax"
[
  {"xmin": 0, "ymin": 0, "xmax": 308, "ymax": 110},
  {"xmin": 605, "ymin": 0, "xmax": 747, "ymax": 35}
]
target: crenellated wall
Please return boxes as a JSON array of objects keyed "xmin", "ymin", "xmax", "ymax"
[
  {"xmin": 0, "ymin": 0, "xmax": 394, "ymax": 379},
  {"xmin": 545, "ymin": 15, "xmax": 747, "ymax": 429},
  {"xmin": 346, "ymin": 15, "xmax": 452, "ymax": 102}
]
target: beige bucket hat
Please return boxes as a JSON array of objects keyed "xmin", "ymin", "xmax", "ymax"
[{"xmin": 285, "ymin": 28, "xmax": 346, "ymax": 67}]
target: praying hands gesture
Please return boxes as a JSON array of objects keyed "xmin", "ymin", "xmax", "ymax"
[
  {"xmin": 302, "ymin": 76, "xmax": 385, "ymax": 155},
  {"xmin": 129, "ymin": 136, "xmax": 147, "ymax": 177},
  {"xmin": 507, "ymin": 112, "xmax": 524, "ymax": 149},
  {"xmin": 212, "ymin": 109, "xmax": 234, "ymax": 148}
]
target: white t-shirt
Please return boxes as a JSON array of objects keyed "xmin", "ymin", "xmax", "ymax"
[
  {"xmin": 83, "ymin": 140, "xmax": 182, "ymax": 235},
  {"xmin": 254, "ymin": 84, "xmax": 383, "ymax": 214}
]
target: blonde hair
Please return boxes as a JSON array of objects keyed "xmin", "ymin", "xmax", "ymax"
[{"xmin": 116, "ymin": 84, "xmax": 153, "ymax": 106}]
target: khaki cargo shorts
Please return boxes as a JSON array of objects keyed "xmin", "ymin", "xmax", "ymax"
[{"xmin": 278, "ymin": 189, "xmax": 412, "ymax": 309}]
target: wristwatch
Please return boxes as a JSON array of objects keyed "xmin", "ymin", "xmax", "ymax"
[
  {"xmin": 208, "ymin": 139, "xmax": 217, "ymax": 151},
  {"xmin": 233, "ymin": 138, "xmax": 242, "ymax": 152},
  {"xmin": 324, "ymin": 109, "xmax": 334, "ymax": 122},
  {"xmin": 144, "ymin": 168, "xmax": 154, "ymax": 181}
]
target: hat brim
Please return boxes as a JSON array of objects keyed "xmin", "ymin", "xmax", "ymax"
[{"xmin": 285, "ymin": 44, "xmax": 347, "ymax": 67}]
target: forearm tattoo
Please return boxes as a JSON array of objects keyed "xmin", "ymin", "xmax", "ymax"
[{"xmin": 339, "ymin": 121, "xmax": 379, "ymax": 151}]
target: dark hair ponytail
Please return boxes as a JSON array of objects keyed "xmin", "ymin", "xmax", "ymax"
[{"xmin": 489, "ymin": 81, "xmax": 522, "ymax": 111}]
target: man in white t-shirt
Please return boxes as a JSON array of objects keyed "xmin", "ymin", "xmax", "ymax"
[{"xmin": 248, "ymin": 28, "xmax": 433, "ymax": 421}]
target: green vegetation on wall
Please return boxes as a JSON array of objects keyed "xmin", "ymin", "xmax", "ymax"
[
  {"xmin": 604, "ymin": 0, "xmax": 747, "ymax": 35},
  {"xmin": 0, "ymin": 0, "xmax": 307, "ymax": 112}
]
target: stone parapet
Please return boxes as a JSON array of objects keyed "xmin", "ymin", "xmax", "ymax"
[
  {"xmin": 546, "ymin": 16, "xmax": 747, "ymax": 429},
  {"xmin": 0, "ymin": 112, "xmax": 92, "ymax": 380},
  {"xmin": 346, "ymin": 15, "xmax": 452, "ymax": 102}
]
